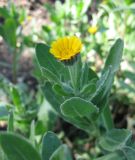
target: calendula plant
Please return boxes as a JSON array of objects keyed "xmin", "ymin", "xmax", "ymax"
[
  {"xmin": 35, "ymin": 36, "xmax": 135, "ymax": 159},
  {"xmin": 1, "ymin": 36, "xmax": 135, "ymax": 160},
  {"xmin": 36, "ymin": 36, "xmax": 121, "ymax": 133}
]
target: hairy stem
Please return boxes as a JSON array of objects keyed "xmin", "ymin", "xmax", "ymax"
[{"xmin": 12, "ymin": 48, "xmax": 17, "ymax": 83}]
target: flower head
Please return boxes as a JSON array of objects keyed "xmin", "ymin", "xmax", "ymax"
[
  {"xmin": 88, "ymin": 26, "xmax": 98, "ymax": 34},
  {"xmin": 102, "ymin": 0, "xmax": 108, "ymax": 4},
  {"xmin": 50, "ymin": 36, "xmax": 82, "ymax": 61}
]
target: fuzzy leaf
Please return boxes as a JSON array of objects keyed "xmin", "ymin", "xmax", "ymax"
[
  {"xmin": 0, "ymin": 132, "xmax": 41, "ymax": 160},
  {"xmin": 61, "ymin": 97, "xmax": 98, "ymax": 118},
  {"xmin": 36, "ymin": 43, "xmax": 69, "ymax": 81},
  {"xmin": 104, "ymin": 39, "xmax": 124, "ymax": 73},
  {"xmin": 50, "ymin": 145, "xmax": 73, "ymax": 160},
  {"xmin": 42, "ymin": 131, "xmax": 61, "ymax": 160}
]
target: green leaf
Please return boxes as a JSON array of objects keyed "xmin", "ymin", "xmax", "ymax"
[
  {"xmin": 61, "ymin": 83, "xmax": 74, "ymax": 95},
  {"xmin": 80, "ymin": 63, "xmax": 98, "ymax": 88},
  {"xmin": 7, "ymin": 111, "xmax": 14, "ymax": 132},
  {"xmin": 92, "ymin": 39, "xmax": 124, "ymax": 109},
  {"xmin": 30, "ymin": 120, "xmax": 35, "ymax": 146},
  {"xmin": 36, "ymin": 101, "xmax": 57, "ymax": 135},
  {"xmin": 43, "ymin": 92, "xmax": 95, "ymax": 136},
  {"xmin": 81, "ymin": 0, "xmax": 92, "ymax": 15},
  {"xmin": 42, "ymin": 25, "xmax": 51, "ymax": 33},
  {"xmin": 52, "ymin": 83, "xmax": 73, "ymax": 96},
  {"xmin": 122, "ymin": 147, "xmax": 135, "ymax": 160},
  {"xmin": 125, "ymin": 0, "xmax": 133, "ymax": 5},
  {"xmin": 0, "ymin": 145, "xmax": 8, "ymax": 160},
  {"xmin": 10, "ymin": 86, "xmax": 24, "ymax": 112},
  {"xmin": 0, "ymin": 132, "xmax": 41, "ymax": 160},
  {"xmin": 61, "ymin": 97, "xmax": 98, "ymax": 133},
  {"xmin": 61, "ymin": 97, "xmax": 98, "ymax": 118},
  {"xmin": 42, "ymin": 68, "xmax": 60, "ymax": 84},
  {"xmin": 98, "ymin": 129, "xmax": 135, "ymax": 160},
  {"xmin": 104, "ymin": 38, "xmax": 124, "ymax": 73},
  {"xmin": 80, "ymin": 82, "xmax": 96, "ymax": 98},
  {"xmin": 50, "ymin": 144, "xmax": 73, "ymax": 160},
  {"xmin": 3, "ymin": 18, "xmax": 17, "ymax": 47},
  {"xmin": 42, "ymin": 131, "xmax": 62, "ymax": 160},
  {"xmin": 36, "ymin": 43, "xmax": 68, "ymax": 81},
  {"xmin": 99, "ymin": 129, "xmax": 132, "ymax": 152},
  {"xmin": 91, "ymin": 67, "xmax": 112, "ymax": 107},
  {"xmin": 42, "ymin": 82, "xmax": 64, "ymax": 114},
  {"xmin": 96, "ymin": 152, "xmax": 125, "ymax": 160},
  {"xmin": 0, "ymin": 7, "xmax": 10, "ymax": 18}
]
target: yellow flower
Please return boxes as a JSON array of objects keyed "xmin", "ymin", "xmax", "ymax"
[
  {"xmin": 27, "ymin": 16, "xmax": 32, "ymax": 21},
  {"xmin": 50, "ymin": 36, "xmax": 82, "ymax": 61},
  {"xmin": 102, "ymin": 0, "xmax": 108, "ymax": 4},
  {"xmin": 88, "ymin": 26, "xmax": 98, "ymax": 34}
]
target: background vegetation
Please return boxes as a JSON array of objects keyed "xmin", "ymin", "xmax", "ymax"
[{"xmin": 0, "ymin": 0, "xmax": 135, "ymax": 159}]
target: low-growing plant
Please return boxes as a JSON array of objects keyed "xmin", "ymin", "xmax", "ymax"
[
  {"xmin": 0, "ymin": 1, "xmax": 135, "ymax": 159},
  {"xmin": 0, "ymin": 3, "xmax": 28, "ymax": 83},
  {"xmin": 35, "ymin": 36, "xmax": 135, "ymax": 159},
  {"xmin": 1, "ymin": 34, "xmax": 135, "ymax": 159},
  {"xmin": 0, "ymin": 77, "xmax": 45, "ymax": 135}
]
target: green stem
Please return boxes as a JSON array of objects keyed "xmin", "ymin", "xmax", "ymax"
[
  {"xmin": 12, "ymin": 48, "xmax": 17, "ymax": 83},
  {"xmin": 30, "ymin": 120, "xmax": 35, "ymax": 146},
  {"xmin": 67, "ymin": 56, "xmax": 81, "ymax": 93},
  {"xmin": 102, "ymin": 104, "xmax": 114, "ymax": 131},
  {"xmin": 68, "ymin": 65, "xmax": 77, "ymax": 90},
  {"xmin": 7, "ymin": 111, "xmax": 14, "ymax": 132}
]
